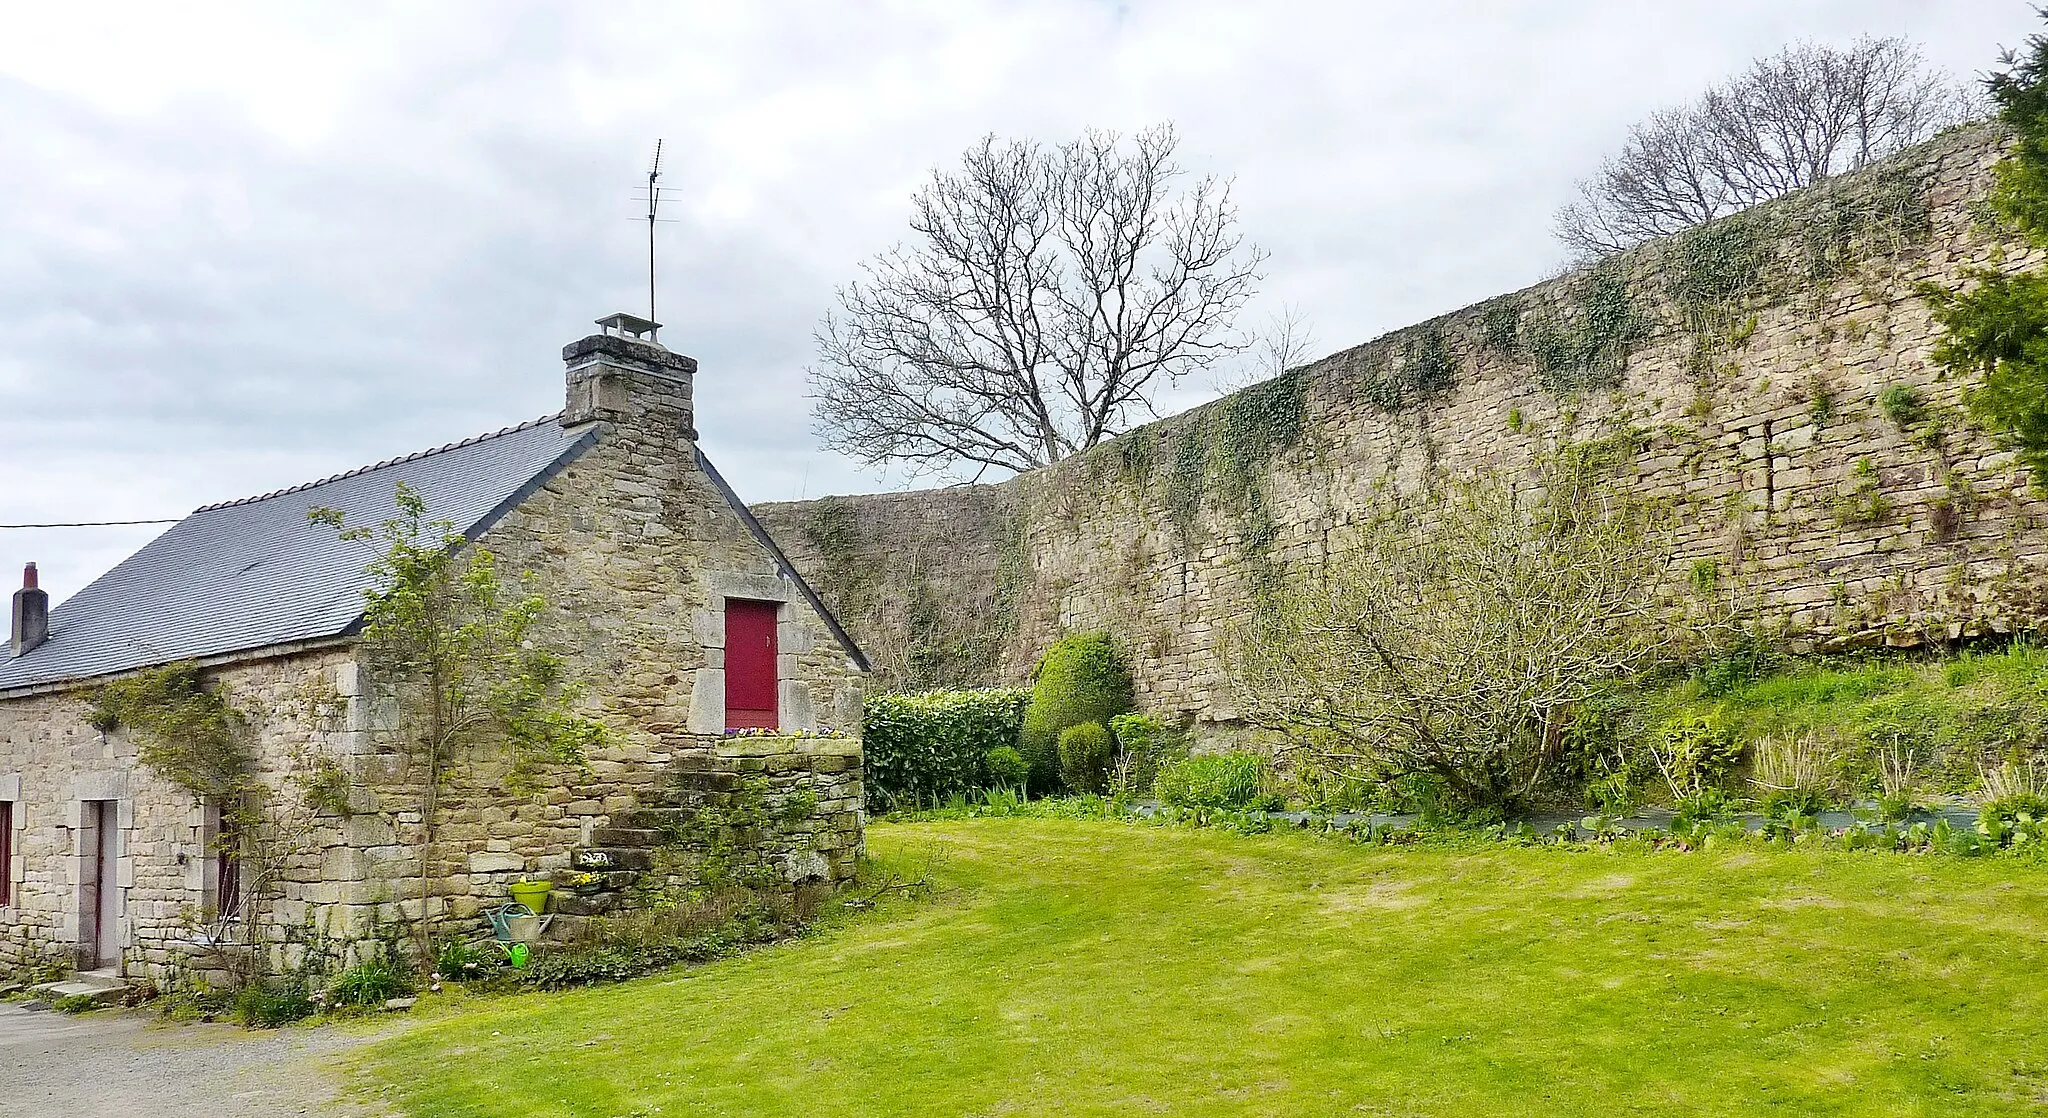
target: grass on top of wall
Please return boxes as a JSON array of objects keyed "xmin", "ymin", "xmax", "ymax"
[{"xmin": 351, "ymin": 817, "xmax": 2048, "ymax": 1117}]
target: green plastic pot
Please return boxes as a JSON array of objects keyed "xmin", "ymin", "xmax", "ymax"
[{"xmin": 508, "ymin": 880, "xmax": 552, "ymax": 915}]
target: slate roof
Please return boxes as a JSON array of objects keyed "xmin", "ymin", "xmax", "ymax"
[{"xmin": 0, "ymin": 418, "xmax": 597, "ymax": 692}]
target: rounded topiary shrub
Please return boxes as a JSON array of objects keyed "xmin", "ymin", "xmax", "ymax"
[
  {"xmin": 985, "ymin": 745, "xmax": 1030, "ymax": 791},
  {"xmin": 1020, "ymin": 632, "xmax": 1134, "ymax": 793},
  {"xmin": 1056, "ymin": 722, "xmax": 1115, "ymax": 795}
]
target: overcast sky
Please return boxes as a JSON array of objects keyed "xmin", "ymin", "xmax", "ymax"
[{"xmin": 0, "ymin": 1, "xmax": 2031, "ymax": 602}]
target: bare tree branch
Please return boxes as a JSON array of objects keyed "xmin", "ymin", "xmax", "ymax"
[
  {"xmin": 1556, "ymin": 36, "xmax": 1973, "ymax": 260},
  {"xmin": 811, "ymin": 124, "xmax": 1265, "ymax": 476}
]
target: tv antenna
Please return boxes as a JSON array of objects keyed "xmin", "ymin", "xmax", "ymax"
[{"xmin": 633, "ymin": 140, "xmax": 679, "ymax": 329}]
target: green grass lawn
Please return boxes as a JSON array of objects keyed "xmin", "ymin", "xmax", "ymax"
[{"xmin": 353, "ymin": 819, "xmax": 2048, "ymax": 1116}]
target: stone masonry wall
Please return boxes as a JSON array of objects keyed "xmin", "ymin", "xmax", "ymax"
[
  {"xmin": 0, "ymin": 646, "xmax": 359, "ymax": 978},
  {"xmin": 0, "ymin": 331, "xmax": 867, "ymax": 983},
  {"xmin": 757, "ymin": 125, "xmax": 2048, "ymax": 743}
]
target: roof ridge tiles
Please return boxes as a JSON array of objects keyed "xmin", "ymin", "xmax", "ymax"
[{"xmin": 192, "ymin": 414, "xmax": 565, "ymax": 513}]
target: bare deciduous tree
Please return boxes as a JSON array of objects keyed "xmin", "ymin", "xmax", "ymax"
[
  {"xmin": 1231, "ymin": 454, "xmax": 1686, "ymax": 811},
  {"xmin": 1557, "ymin": 36, "xmax": 1973, "ymax": 259},
  {"xmin": 812, "ymin": 124, "xmax": 1264, "ymax": 477},
  {"xmin": 1212, "ymin": 304, "xmax": 1316, "ymax": 395}
]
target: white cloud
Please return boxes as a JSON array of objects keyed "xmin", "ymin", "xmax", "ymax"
[{"xmin": 0, "ymin": 0, "xmax": 2030, "ymax": 599}]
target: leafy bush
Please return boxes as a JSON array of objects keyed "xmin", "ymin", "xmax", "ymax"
[
  {"xmin": 1670, "ymin": 786, "xmax": 1743, "ymax": 832},
  {"xmin": 524, "ymin": 944, "xmax": 652, "ymax": 991},
  {"xmin": 434, "ymin": 938, "xmax": 497, "ymax": 983},
  {"xmin": 1020, "ymin": 633, "xmax": 1134, "ymax": 793},
  {"xmin": 1648, "ymin": 712, "xmax": 1744, "ymax": 795},
  {"xmin": 1695, "ymin": 639, "xmax": 1781, "ymax": 698},
  {"xmin": 522, "ymin": 896, "xmax": 798, "ymax": 992},
  {"xmin": 863, "ymin": 688, "xmax": 1029, "ymax": 810},
  {"xmin": 1107, "ymin": 713, "xmax": 1190, "ymax": 796},
  {"xmin": 1877, "ymin": 383, "xmax": 1926, "ymax": 428},
  {"xmin": 984, "ymin": 746, "xmax": 1029, "ymax": 791},
  {"xmin": 325, "ymin": 959, "xmax": 413, "ymax": 1007},
  {"xmin": 1154, "ymin": 752, "xmax": 1273, "ymax": 810},
  {"xmin": 1057, "ymin": 722, "xmax": 1115, "ymax": 795},
  {"xmin": 234, "ymin": 980, "xmax": 316, "ymax": 1028}
]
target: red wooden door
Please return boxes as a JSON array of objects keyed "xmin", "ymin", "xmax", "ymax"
[{"xmin": 725, "ymin": 599, "xmax": 779, "ymax": 729}]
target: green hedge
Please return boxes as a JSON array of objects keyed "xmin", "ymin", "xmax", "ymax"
[{"xmin": 863, "ymin": 688, "xmax": 1029, "ymax": 810}]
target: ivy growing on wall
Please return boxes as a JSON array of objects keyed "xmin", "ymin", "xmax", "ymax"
[
  {"xmin": 1147, "ymin": 368, "xmax": 1311, "ymax": 611},
  {"xmin": 1799, "ymin": 167, "xmax": 1931, "ymax": 285},
  {"xmin": 1525, "ymin": 269, "xmax": 1648, "ymax": 394},
  {"xmin": 91, "ymin": 661, "xmax": 251, "ymax": 800},
  {"xmin": 1357, "ymin": 329, "xmax": 1459, "ymax": 412},
  {"xmin": 1668, "ymin": 215, "xmax": 1770, "ymax": 334},
  {"xmin": 1216, "ymin": 370, "xmax": 1308, "ymax": 506},
  {"xmin": 1164, "ymin": 428, "xmax": 1209, "ymax": 545},
  {"xmin": 802, "ymin": 497, "xmax": 869, "ymax": 611},
  {"xmin": 1480, "ymin": 299, "xmax": 1524, "ymax": 360}
]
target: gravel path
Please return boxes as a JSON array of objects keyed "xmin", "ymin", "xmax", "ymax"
[{"xmin": 0, "ymin": 1001, "xmax": 407, "ymax": 1118}]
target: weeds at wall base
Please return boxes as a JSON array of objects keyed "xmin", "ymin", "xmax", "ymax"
[{"xmin": 883, "ymin": 791, "xmax": 2048, "ymax": 863}]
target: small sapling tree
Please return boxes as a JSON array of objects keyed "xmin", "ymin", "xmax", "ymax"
[
  {"xmin": 1231, "ymin": 452, "xmax": 1687, "ymax": 813},
  {"xmin": 310, "ymin": 483, "xmax": 606, "ymax": 966}
]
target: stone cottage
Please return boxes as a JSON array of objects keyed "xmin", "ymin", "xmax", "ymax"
[{"xmin": 0, "ymin": 313, "xmax": 868, "ymax": 982}]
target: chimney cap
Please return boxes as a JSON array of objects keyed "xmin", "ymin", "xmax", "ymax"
[
  {"xmin": 21, "ymin": 563, "xmax": 35, "ymax": 591},
  {"xmin": 595, "ymin": 312, "xmax": 662, "ymax": 343}
]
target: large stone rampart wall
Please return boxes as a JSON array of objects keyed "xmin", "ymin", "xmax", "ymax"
[{"xmin": 758, "ymin": 125, "xmax": 2048, "ymax": 742}]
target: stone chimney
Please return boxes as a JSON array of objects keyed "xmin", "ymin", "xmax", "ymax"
[
  {"xmin": 11, "ymin": 563, "xmax": 48, "ymax": 658},
  {"xmin": 561, "ymin": 312, "xmax": 698, "ymax": 441}
]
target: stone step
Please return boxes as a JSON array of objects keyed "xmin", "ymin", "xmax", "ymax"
[
  {"xmin": 571, "ymin": 846, "xmax": 653, "ymax": 871},
  {"xmin": 551, "ymin": 891, "xmax": 628, "ymax": 917},
  {"xmin": 541, "ymin": 913, "xmax": 594, "ymax": 945},
  {"xmin": 32, "ymin": 978, "xmax": 126, "ymax": 1006},
  {"xmin": 589, "ymin": 826, "xmax": 665, "ymax": 847},
  {"xmin": 615, "ymin": 807, "xmax": 690, "ymax": 830}
]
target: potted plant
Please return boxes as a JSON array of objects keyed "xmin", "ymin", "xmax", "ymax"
[{"xmin": 569, "ymin": 871, "xmax": 605, "ymax": 896}]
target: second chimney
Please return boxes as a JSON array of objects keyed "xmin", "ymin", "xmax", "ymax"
[{"xmin": 11, "ymin": 563, "xmax": 48, "ymax": 658}]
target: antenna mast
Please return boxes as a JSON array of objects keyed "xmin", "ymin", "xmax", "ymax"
[{"xmin": 646, "ymin": 139, "xmax": 664, "ymax": 325}]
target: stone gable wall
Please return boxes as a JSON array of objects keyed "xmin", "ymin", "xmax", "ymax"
[{"xmin": 757, "ymin": 125, "xmax": 2048, "ymax": 742}]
